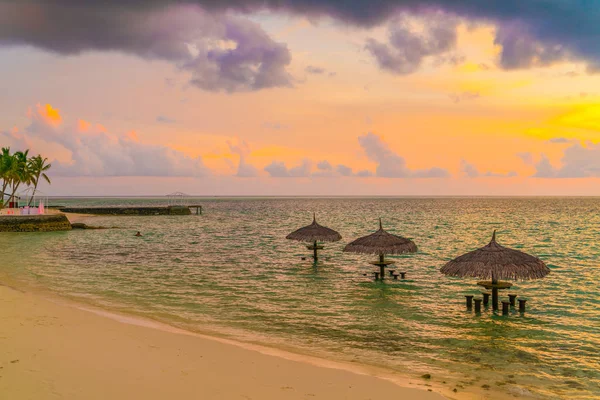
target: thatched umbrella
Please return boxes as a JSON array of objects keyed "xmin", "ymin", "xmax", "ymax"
[
  {"xmin": 344, "ymin": 218, "xmax": 417, "ymax": 279},
  {"xmin": 440, "ymin": 230, "xmax": 550, "ymax": 310},
  {"xmin": 286, "ymin": 214, "xmax": 342, "ymax": 261}
]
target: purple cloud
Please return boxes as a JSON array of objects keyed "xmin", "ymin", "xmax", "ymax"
[
  {"xmin": 2, "ymin": 1, "xmax": 600, "ymax": 73},
  {"xmin": 0, "ymin": 4, "xmax": 292, "ymax": 93},
  {"xmin": 365, "ymin": 12, "xmax": 460, "ymax": 75}
]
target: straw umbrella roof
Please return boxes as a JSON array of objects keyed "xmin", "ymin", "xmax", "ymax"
[
  {"xmin": 343, "ymin": 219, "xmax": 417, "ymax": 255},
  {"xmin": 440, "ymin": 231, "xmax": 550, "ymax": 281},
  {"xmin": 286, "ymin": 214, "xmax": 342, "ymax": 243}
]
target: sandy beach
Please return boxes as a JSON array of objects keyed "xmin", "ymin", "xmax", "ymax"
[{"xmin": 0, "ymin": 284, "xmax": 449, "ymax": 400}]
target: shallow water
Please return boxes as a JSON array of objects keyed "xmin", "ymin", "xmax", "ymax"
[{"xmin": 1, "ymin": 197, "xmax": 599, "ymax": 399}]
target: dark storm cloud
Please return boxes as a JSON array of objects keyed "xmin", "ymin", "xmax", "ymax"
[
  {"xmin": 0, "ymin": 2, "xmax": 292, "ymax": 92},
  {"xmin": 1, "ymin": 1, "xmax": 599, "ymax": 73}
]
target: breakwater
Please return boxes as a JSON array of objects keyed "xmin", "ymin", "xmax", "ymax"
[
  {"xmin": 58, "ymin": 205, "xmax": 193, "ymax": 216},
  {"xmin": 0, "ymin": 214, "xmax": 72, "ymax": 232}
]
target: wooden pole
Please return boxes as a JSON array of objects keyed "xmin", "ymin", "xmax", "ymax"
[
  {"xmin": 465, "ymin": 295, "xmax": 474, "ymax": 309},
  {"xmin": 379, "ymin": 254, "xmax": 385, "ymax": 279},
  {"xmin": 313, "ymin": 240, "xmax": 318, "ymax": 261},
  {"xmin": 492, "ymin": 273, "xmax": 499, "ymax": 311},
  {"xmin": 518, "ymin": 299, "xmax": 527, "ymax": 313},
  {"xmin": 474, "ymin": 298, "xmax": 482, "ymax": 313},
  {"xmin": 482, "ymin": 292, "xmax": 490, "ymax": 306}
]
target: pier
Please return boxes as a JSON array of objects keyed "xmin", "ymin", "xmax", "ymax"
[{"xmin": 58, "ymin": 205, "xmax": 202, "ymax": 216}]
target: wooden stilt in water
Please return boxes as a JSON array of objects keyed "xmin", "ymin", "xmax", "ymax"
[
  {"xmin": 400, "ymin": 272, "xmax": 406, "ymax": 279},
  {"xmin": 502, "ymin": 301, "xmax": 510, "ymax": 315},
  {"xmin": 474, "ymin": 298, "xmax": 482, "ymax": 313},
  {"xmin": 518, "ymin": 299, "xmax": 527, "ymax": 313},
  {"xmin": 379, "ymin": 254, "xmax": 385, "ymax": 279},
  {"xmin": 482, "ymin": 292, "xmax": 490, "ymax": 306},
  {"xmin": 465, "ymin": 295, "xmax": 474, "ymax": 309},
  {"xmin": 508, "ymin": 294, "xmax": 517, "ymax": 306},
  {"xmin": 313, "ymin": 240, "xmax": 318, "ymax": 261}
]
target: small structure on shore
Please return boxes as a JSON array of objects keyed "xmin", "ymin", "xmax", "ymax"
[
  {"xmin": 344, "ymin": 218, "xmax": 417, "ymax": 280},
  {"xmin": 286, "ymin": 214, "xmax": 342, "ymax": 261},
  {"xmin": 440, "ymin": 230, "xmax": 550, "ymax": 312}
]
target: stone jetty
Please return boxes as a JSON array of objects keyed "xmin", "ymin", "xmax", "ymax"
[{"xmin": 0, "ymin": 214, "xmax": 72, "ymax": 232}]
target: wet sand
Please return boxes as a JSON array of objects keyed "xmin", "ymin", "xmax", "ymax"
[{"xmin": 0, "ymin": 284, "xmax": 448, "ymax": 400}]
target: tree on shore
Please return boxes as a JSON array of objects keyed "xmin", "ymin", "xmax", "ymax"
[
  {"xmin": 0, "ymin": 147, "xmax": 52, "ymax": 208},
  {"xmin": 28, "ymin": 155, "xmax": 52, "ymax": 206}
]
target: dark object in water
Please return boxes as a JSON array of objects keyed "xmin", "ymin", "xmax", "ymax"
[
  {"xmin": 518, "ymin": 299, "xmax": 527, "ymax": 313},
  {"xmin": 502, "ymin": 301, "xmax": 510, "ymax": 315},
  {"xmin": 482, "ymin": 292, "xmax": 491, "ymax": 306},
  {"xmin": 71, "ymin": 223, "xmax": 107, "ymax": 230},
  {"xmin": 474, "ymin": 298, "xmax": 482, "ymax": 313},
  {"xmin": 508, "ymin": 294, "xmax": 517, "ymax": 306},
  {"xmin": 135, "ymin": 231, "xmax": 142, "ymax": 237},
  {"xmin": 465, "ymin": 295, "xmax": 474, "ymax": 309},
  {"xmin": 400, "ymin": 271, "xmax": 406, "ymax": 279}
]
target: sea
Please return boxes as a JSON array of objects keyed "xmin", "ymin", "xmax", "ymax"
[{"xmin": 1, "ymin": 197, "xmax": 599, "ymax": 399}]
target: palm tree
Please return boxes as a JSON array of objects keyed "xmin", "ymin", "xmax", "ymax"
[
  {"xmin": 7, "ymin": 150, "xmax": 32, "ymax": 205},
  {"xmin": 1, "ymin": 147, "xmax": 16, "ymax": 207},
  {"xmin": 0, "ymin": 147, "xmax": 11, "ymax": 202},
  {"xmin": 28, "ymin": 155, "xmax": 52, "ymax": 206}
]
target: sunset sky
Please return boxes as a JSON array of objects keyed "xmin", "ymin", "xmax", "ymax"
[{"xmin": 1, "ymin": 1, "xmax": 599, "ymax": 195}]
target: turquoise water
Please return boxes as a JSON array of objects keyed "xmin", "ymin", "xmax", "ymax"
[{"xmin": 1, "ymin": 197, "xmax": 599, "ymax": 399}]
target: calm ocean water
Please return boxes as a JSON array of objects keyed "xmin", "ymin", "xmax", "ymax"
[{"xmin": 1, "ymin": 197, "xmax": 599, "ymax": 399}]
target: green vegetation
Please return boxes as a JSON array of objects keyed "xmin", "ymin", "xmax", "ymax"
[{"xmin": 0, "ymin": 147, "xmax": 52, "ymax": 209}]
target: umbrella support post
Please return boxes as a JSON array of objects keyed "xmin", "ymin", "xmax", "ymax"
[
  {"xmin": 502, "ymin": 301, "xmax": 510, "ymax": 316},
  {"xmin": 492, "ymin": 287, "xmax": 499, "ymax": 311},
  {"xmin": 313, "ymin": 241, "xmax": 318, "ymax": 262},
  {"xmin": 465, "ymin": 295, "xmax": 474, "ymax": 310},
  {"xmin": 474, "ymin": 298, "xmax": 482, "ymax": 313}
]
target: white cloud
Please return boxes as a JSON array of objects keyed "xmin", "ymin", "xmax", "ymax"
[
  {"xmin": 228, "ymin": 140, "xmax": 259, "ymax": 177},
  {"xmin": 461, "ymin": 160, "xmax": 517, "ymax": 178},
  {"xmin": 357, "ymin": 132, "xmax": 449, "ymax": 178},
  {"xmin": 18, "ymin": 104, "xmax": 210, "ymax": 177},
  {"xmin": 534, "ymin": 142, "xmax": 600, "ymax": 178}
]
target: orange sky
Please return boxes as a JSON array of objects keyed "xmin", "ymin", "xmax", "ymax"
[{"xmin": 1, "ymin": 13, "xmax": 599, "ymax": 195}]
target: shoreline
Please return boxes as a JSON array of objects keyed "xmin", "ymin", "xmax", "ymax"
[{"xmin": 0, "ymin": 281, "xmax": 456, "ymax": 400}]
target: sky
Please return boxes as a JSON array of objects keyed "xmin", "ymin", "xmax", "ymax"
[{"xmin": 1, "ymin": 1, "xmax": 600, "ymax": 196}]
